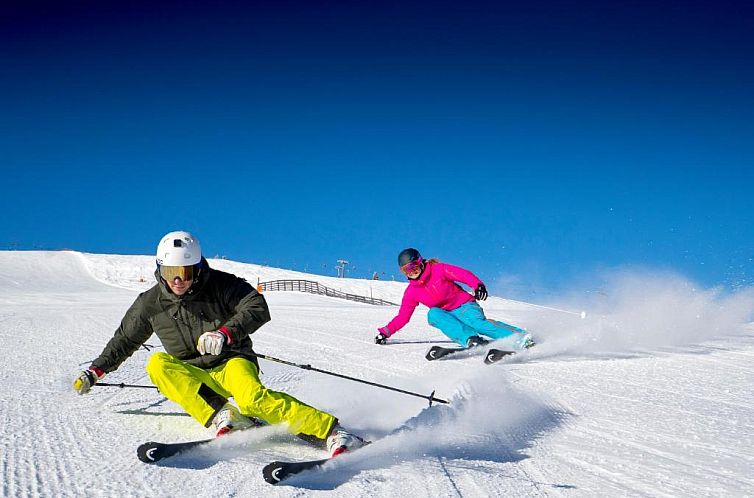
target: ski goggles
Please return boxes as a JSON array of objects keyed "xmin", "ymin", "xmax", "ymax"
[
  {"xmin": 159, "ymin": 263, "xmax": 201, "ymax": 282},
  {"xmin": 400, "ymin": 258, "xmax": 424, "ymax": 275}
]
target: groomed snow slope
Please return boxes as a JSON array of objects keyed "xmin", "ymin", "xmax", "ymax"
[{"xmin": 1, "ymin": 251, "xmax": 753, "ymax": 497}]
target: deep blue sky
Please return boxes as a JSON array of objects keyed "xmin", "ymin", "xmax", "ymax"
[{"xmin": 2, "ymin": 0, "xmax": 753, "ymax": 298}]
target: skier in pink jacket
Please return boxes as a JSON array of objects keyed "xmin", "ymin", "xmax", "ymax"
[{"xmin": 375, "ymin": 248, "xmax": 534, "ymax": 350}]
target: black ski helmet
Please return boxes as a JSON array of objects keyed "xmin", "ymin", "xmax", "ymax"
[{"xmin": 398, "ymin": 248, "xmax": 422, "ymax": 267}]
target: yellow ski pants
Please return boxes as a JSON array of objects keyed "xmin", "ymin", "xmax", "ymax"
[{"xmin": 146, "ymin": 352, "xmax": 336, "ymax": 440}]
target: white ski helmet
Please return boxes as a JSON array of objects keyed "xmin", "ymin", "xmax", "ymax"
[{"xmin": 156, "ymin": 231, "xmax": 202, "ymax": 266}]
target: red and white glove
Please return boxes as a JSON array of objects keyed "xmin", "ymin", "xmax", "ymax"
[
  {"xmin": 73, "ymin": 367, "xmax": 105, "ymax": 395},
  {"xmin": 197, "ymin": 328, "xmax": 232, "ymax": 355}
]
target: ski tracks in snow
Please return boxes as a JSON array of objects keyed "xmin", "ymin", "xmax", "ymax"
[{"xmin": 506, "ymin": 347, "xmax": 754, "ymax": 496}]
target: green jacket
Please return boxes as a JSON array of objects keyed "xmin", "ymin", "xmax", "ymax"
[{"xmin": 91, "ymin": 259, "xmax": 270, "ymax": 373}]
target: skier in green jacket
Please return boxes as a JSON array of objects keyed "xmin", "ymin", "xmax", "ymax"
[{"xmin": 73, "ymin": 230, "xmax": 364, "ymax": 457}]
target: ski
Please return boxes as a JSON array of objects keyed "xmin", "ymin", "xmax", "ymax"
[
  {"xmin": 137, "ymin": 420, "xmax": 266, "ymax": 463},
  {"xmin": 425, "ymin": 345, "xmax": 467, "ymax": 361},
  {"xmin": 262, "ymin": 457, "xmax": 332, "ymax": 484},
  {"xmin": 263, "ymin": 439, "xmax": 372, "ymax": 484},
  {"xmin": 484, "ymin": 349, "xmax": 516, "ymax": 365},
  {"xmin": 137, "ymin": 438, "xmax": 213, "ymax": 463},
  {"xmin": 425, "ymin": 340, "xmax": 488, "ymax": 361},
  {"xmin": 426, "ymin": 345, "xmax": 517, "ymax": 364}
]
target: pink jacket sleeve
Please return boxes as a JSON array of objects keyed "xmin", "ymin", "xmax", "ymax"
[
  {"xmin": 382, "ymin": 291, "xmax": 419, "ymax": 336},
  {"xmin": 439, "ymin": 263, "xmax": 483, "ymax": 290}
]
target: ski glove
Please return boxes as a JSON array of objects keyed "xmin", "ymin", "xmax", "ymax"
[
  {"xmin": 375, "ymin": 327, "xmax": 390, "ymax": 345},
  {"xmin": 73, "ymin": 367, "xmax": 105, "ymax": 395},
  {"xmin": 197, "ymin": 330, "xmax": 228, "ymax": 355},
  {"xmin": 475, "ymin": 283, "xmax": 488, "ymax": 301}
]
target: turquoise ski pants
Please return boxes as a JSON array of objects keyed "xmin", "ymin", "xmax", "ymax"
[{"xmin": 427, "ymin": 301, "xmax": 525, "ymax": 347}]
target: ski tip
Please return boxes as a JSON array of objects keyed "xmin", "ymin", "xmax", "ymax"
[
  {"xmin": 136, "ymin": 442, "xmax": 161, "ymax": 463},
  {"xmin": 262, "ymin": 461, "xmax": 286, "ymax": 485},
  {"xmin": 484, "ymin": 349, "xmax": 515, "ymax": 365},
  {"xmin": 425, "ymin": 345, "xmax": 446, "ymax": 361},
  {"xmin": 262, "ymin": 457, "xmax": 335, "ymax": 485},
  {"xmin": 425, "ymin": 345, "xmax": 467, "ymax": 361}
]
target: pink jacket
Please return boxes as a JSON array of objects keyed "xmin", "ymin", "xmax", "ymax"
[{"xmin": 382, "ymin": 261, "xmax": 482, "ymax": 336}]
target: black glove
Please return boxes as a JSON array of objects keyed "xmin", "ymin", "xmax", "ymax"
[
  {"xmin": 475, "ymin": 283, "xmax": 488, "ymax": 301},
  {"xmin": 375, "ymin": 327, "xmax": 390, "ymax": 345}
]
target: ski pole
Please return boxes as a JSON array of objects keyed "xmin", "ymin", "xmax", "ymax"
[
  {"xmin": 504, "ymin": 298, "xmax": 587, "ymax": 319},
  {"xmin": 256, "ymin": 353, "xmax": 449, "ymax": 406},
  {"xmin": 95, "ymin": 382, "xmax": 158, "ymax": 389}
]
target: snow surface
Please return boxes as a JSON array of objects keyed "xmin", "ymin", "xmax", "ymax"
[{"xmin": 1, "ymin": 250, "xmax": 753, "ymax": 497}]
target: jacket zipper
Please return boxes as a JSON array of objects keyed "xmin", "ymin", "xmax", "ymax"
[{"xmin": 173, "ymin": 302, "xmax": 195, "ymax": 353}]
